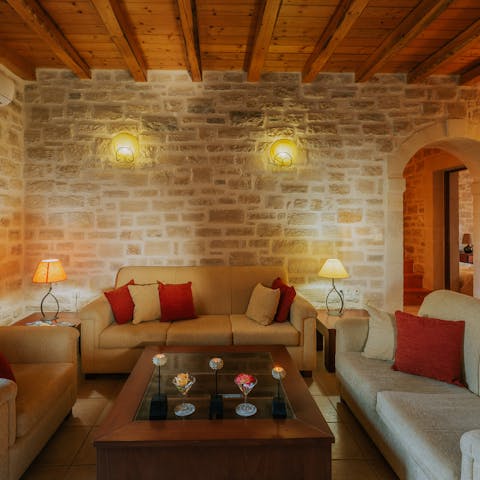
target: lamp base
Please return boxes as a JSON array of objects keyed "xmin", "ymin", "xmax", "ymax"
[
  {"xmin": 325, "ymin": 280, "xmax": 345, "ymax": 317},
  {"xmin": 464, "ymin": 245, "xmax": 473, "ymax": 254}
]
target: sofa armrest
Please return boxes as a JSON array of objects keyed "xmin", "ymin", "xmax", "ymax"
[
  {"xmin": 290, "ymin": 293, "xmax": 317, "ymax": 339},
  {"xmin": 461, "ymin": 430, "xmax": 480, "ymax": 480},
  {"xmin": 79, "ymin": 295, "xmax": 114, "ymax": 372},
  {"xmin": 336, "ymin": 316, "xmax": 369, "ymax": 353},
  {"xmin": 0, "ymin": 327, "xmax": 79, "ymax": 364},
  {"xmin": 0, "ymin": 378, "xmax": 17, "ymax": 448}
]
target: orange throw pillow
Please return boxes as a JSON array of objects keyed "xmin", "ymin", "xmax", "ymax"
[
  {"xmin": 392, "ymin": 310, "xmax": 465, "ymax": 386},
  {"xmin": 158, "ymin": 282, "xmax": 197, "ymax": 322},
  {"xmin": 272, "ymin": 277, "xmax": 296, "ymax": 323}
]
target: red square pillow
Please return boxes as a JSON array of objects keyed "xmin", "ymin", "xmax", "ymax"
[
  {"xmin": 392, "ymin": 311, "xmax": 465, "ymax": 386},
  {"xmin": 158, "ymin": 282, "xmax": 197, "ymax": 322},
  {"xmin": 271, "ymin": 277, "xmax": 296, "ymax": 323},
  {"xmin": 104, "ymin": 279, "xmax": 135, "ymax": 324},
  {"xmin": 0, "ymin": 352, "xmax": 15, "ymax": 382}
]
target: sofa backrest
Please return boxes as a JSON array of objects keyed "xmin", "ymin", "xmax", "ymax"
[
  {"xmin": 115, "ymin": 265, "xmax": 288, "ymax": 315},
  {"xmin": 419, "ymin": 290, "xmax": 480, "ymax": 395}
]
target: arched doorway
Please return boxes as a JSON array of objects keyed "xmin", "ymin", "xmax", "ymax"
[
  {"xmin": 385, "ymin": 120, "xmax": 480, "ymax": 310},
  {"xmin": 402, "ymin": 148, "xmax": 474, "ymax": 307}
]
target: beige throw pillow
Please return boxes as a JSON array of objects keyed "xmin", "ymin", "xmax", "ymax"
[
  {"xmin": 127, "ymin": 284, "xmax": 161, "ymax": 324},
  {"xmin": 246, "ymin": 283, "xmax": 281, "ymax": 326},
  {"xmin": 362, "ymin": 304, "xmax": 396, "ymax": 361}
]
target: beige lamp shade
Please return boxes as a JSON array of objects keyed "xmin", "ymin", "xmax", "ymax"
[
  {"xmin": 318, "ymin": 258, "xmax": 349, "ymax": 279},
  {"xmin": 32, "ymin": 259, "xmax": 67, "ymax": 283}
]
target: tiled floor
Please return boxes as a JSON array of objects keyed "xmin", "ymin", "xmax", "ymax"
[{"xmin": 21, "ymin": 353, "xmax": 398, "ymax": 480}]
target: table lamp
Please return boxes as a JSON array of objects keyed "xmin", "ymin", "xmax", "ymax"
[
  {"xmin": 462, "ymin": 233, "xmax": 473, "ymax": 254},
  {"xmin": 32, "ymin": 259, "xmax": 67, "ymax": 322},
  {"xmin": 318, "ymin": 258, "xmax": 349, "ymax": 316}
]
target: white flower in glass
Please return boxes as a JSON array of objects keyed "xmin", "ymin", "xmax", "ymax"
[{"xmin": 152, "ymin": 353, "xmax": 167, "ymax": 367}]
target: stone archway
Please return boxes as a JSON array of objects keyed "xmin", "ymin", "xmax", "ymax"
[{"xmin": 385, "ymin": 119, "xmax": 480, "ymax": 310}]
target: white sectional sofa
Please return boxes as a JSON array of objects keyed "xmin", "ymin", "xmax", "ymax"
[
  {"xmin": 79, "ymin": 265, "xmax": 317, "ymax": 374},
  {"xmin": 336, "ymin": 290, "xmax": 480, "ymax": 480}
]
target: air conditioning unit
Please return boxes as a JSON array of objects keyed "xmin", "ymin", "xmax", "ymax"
[{"xmin": 0, "ymin": 73, "xmax": 15, "ymax": 106}]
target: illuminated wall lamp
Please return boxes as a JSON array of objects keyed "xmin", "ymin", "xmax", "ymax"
[
  {"xmin": 112, "ymin": 132, "xmax": 138, "ymax": 162},
  {"xmin": 269, "ymin": 139, "xmax": 297, "ymax": 167}
]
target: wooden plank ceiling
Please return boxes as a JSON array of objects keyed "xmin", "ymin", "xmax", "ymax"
[{"xmin": 1, "ymin": 0, "xmax": 480, "ymax": 85}]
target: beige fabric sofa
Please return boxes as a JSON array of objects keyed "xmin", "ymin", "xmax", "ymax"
[
  {"xmin": 335, "ymin": 290, "xmax": 480, "ymax": 480},
  {"xmin": 80, "ymin": 265, "xmax": 317, "ymax": 374},
  {"xmin": 0, "ymin": 326, "xmax": 79, "ymax": 480}
]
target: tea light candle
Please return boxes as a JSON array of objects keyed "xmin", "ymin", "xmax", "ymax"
[
  {"xmin": 272, "ymin": 366, "xmax": 286, "ymax": 380},
  {"xmin": 152, "ymin": 353, "xmax": 167, "ymax": 367},
  {"xmin": 209, "ymin": 357, "xmax": 224, "ymax": 370}
]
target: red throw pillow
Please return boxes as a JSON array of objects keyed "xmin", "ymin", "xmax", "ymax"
[
  {"xmin": 271, "ymin": 277, "xmax": 296, "ymax": 323},
  {"xmin": 104, "ymin": 279, "xmax": 135, "ymax": 324},
  {"xmin": 158, "ymin": 282, "xmax": 197, "ymax": 322},
  {"xmin": 392, "ymin": 311, "xmax": 465, "ymax": 386},
  {"xmin": 0, "ymin": 352, "xmax": 15, "ymax": 382}
]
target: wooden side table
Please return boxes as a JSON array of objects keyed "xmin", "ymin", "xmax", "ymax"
[
  {"xmin": 13, "ymin": 312, "xmax": 80, "ymax": 328},
  {"xmin": 316, "ymin": 309, "xmax": 368, "ymax": 373}
]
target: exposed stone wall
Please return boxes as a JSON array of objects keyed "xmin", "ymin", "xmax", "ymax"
[
  {"xmin": 0, "ymin": 67, "xmax": 24, "ymax": 324},
  {"xmin": 403, "ymin": 149, "xmax": 427, "ymax": 275},
  {"xmin": 21, "ymin": 70, "xmax": 480, "ymax": 311},
  {"xmin": 459, "ymin": 169, "xmax": 474, "ymax": 247}
]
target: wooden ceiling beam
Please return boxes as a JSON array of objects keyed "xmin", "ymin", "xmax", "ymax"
[
  {"xmin": 5, "ymin": 0, "xmax": 90, "ymax": 79},
  {"xmin": 408, "ymin": 18, "xmax": 480, "ymax": 84},
  {"xmin": 302, "ymin": 0, "xmax": 369, "ymax": 83},
  {"xmin": 356, "ymin": 0, "xmax": 453, "ymax": 83},
  {"xmin": 176, "ymin": 0, "xmax": 202, "ymax": 82},
  {"xmin": 91, "ymin": 0, "xmax": 147, "ymax": 82},
  {"xmin": 460, "ymin": 63, "xmax": 480, "ymax": 86},
  {"xmin": 247, "ymin": 0, "xmax": 283, "ymax": 82},
  {"xmin": 0, "ymin": 44, "xmax": 36, "ymax": 80}
]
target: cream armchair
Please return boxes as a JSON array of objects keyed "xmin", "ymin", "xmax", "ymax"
[{"xmin": 0, "ymin": 326, "xmax": 79, "ymax": 480}]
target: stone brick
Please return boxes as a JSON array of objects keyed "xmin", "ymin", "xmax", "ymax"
[
  {"xmin": 209, "ymin": 210, "xmax": 245, "ymax": 223},
  {"xmin": 338, "ymin": 209, "xmax": 363, "ymax": 223}
]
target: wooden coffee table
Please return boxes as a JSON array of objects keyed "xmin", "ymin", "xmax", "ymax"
[{"xmin": 95, "ymin": 345, "xmax": 333, "ymax": 480}]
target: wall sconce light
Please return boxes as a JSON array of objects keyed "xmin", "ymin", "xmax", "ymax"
[
  {"xmin": 112, "ymin": 132, "xmax": 138, "ymax": 163},
  {"xmin": 269, "ymin": 139, "xmax": 297, "ymax": 167},
  {"xmin": 32, "ymin": 258, "xmax": 67, "ymax": 322},
  {"xmin": 318, "ymin": 258, "xmax": 350, "ymax": 316}
]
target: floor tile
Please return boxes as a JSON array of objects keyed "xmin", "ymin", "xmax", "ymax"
[
  {"xmin": 64, "ymin": 465, "xmax": 97, "ymax": 480},
  {"xmin": 72, "ymin": 428, "xmax": 97, "ymax": 465},
  {"xmin": 332, "ymin": 459, "xmax": 379, "ymax": 480},
  {"xmin": 21, "ymin": 465, "xmax": 68, "ymax": 480},
  {"xmin": 313, "ymin": 395, "xmax": 342, "ymax": 422},
  {"xmin": 65, "ymin": 398, "xmax": 109, "ymax": 427},
  {"xmin": 329, "ymin": 423, "xmax": 364, "ymax": 460},
  {"xmin": 33, "ymin": 426, "xmax": 90, "ymax": 466}
]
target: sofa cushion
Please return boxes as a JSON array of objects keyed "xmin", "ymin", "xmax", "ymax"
[
  {"xmin": 246, "ymin": 283, "xmax": 280, "ymax": 326},
  {"xmin": 166, "ymin": 315, "xmax": 232, "ymax": 345},
  {"xmin": 393, "ymin": 311, "xmax": 465, "ymax": 386},
  {"xmin": 362, "ymin": 304, "xmax": 395, "ymax": 361},
  {"xmin": 336, "ymin": 352, "xmax": 463, "ymax": 415},
  {"xmin": 272, "ymin": 277, "xmax": 296, "ymax": 323},
  {"xmin": 12, "ymin": 363, "xmax": 75, "ymax": 438},
  {"xmin": 128, "ymin": 284, "xmax": 161, "ymax": 324},
  {"xmin": 99, "ymin": 321, "xmax": 170, "ymax": 349},
  {"xmin": 376, "ymin": 390, "xmax": 480, "ymax": 480},
  {"xmin": 231, "ymin": 314, "xmax": 300, "ymax": 346},
  {"xmin": 158, "ymin": 282, "xmax": 196, "ymax": 322},
  {"xmin": 104, "ymin": 279, "xmax": 135, "ymax": 324}
]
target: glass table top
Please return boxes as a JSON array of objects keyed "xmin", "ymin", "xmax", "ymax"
[{"xmin": 135, "ymin": 351, "xmax": 294, "ymax": 421}]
